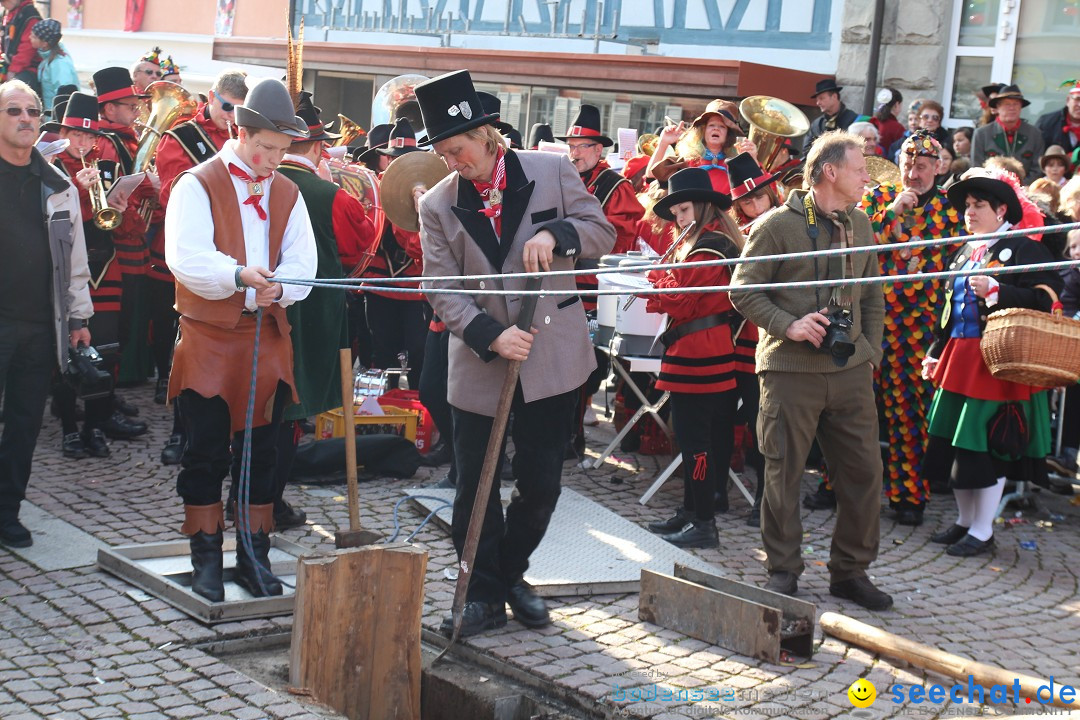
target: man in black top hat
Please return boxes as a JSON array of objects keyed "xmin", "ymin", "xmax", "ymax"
[
  {"xmin": 353, "ymin": 122, "xmax": 393, "ymax": 171},
  {"xmin": 971, "ymin": 84, "xmax": 1044, "ymax": 183},
  {"xmin": 804, "ymin": 78, "xmax": 858, "ymax": 152},
  {"xmin": 414, "ymin": 69, "xmax": 614, "ymax": 637},
  {"xmin": 527, "ymin": 123, "xmax": 554, "ymax": 150}
]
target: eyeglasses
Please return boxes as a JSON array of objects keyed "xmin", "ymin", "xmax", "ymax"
[
  {"xmin": 567, "ymin": 142, "xmax": 600, "ymax": 153},
  {"xmin": 139, "ymin": 68, "xmax": 163, "ymax": 77},
  {"xmin": 113, "ymin": 101, "xmax": 142, "ymax": 111},
  {"xmin": 920, "ymin": 114, "xmax": 941, "ymax": 121},
  {"xmin": 4, "ymin": 106, "xmax": 42, "ymax": 117},
  {"xmin": 211, "ymin": 91, "xmax": 235, "ymax": 113}
]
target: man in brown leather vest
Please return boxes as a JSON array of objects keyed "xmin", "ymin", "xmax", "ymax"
[{"xmin": 163, "ymin": 78, "xmax": 316, "ymax": 602}]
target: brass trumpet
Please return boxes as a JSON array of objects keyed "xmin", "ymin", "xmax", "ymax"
[{"xmin": 80, "ymin": 151, "xmax": 122, "ymax": 231}]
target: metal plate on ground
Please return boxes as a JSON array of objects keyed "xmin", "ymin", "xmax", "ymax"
[
  {"xmin": 405, "ymin": 488, "xmax": 715, "ymax": 597},
  {"xmin": 97, "ymin": 536, "xmax": 312, "ymax": 624}
]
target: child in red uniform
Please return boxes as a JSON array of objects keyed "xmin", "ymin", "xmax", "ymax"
[{"xmin": 642, "ymin": 168, "xmax": 744, "ymax": 548}]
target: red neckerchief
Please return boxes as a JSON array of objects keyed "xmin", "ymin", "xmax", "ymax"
[
  {"xmin": 996, "ymin": 117, "xmax": 1020, "ymax": 142},
  {"xmin": 1064, "ymin": 117, "xmax": 1080, "ymax": 140},
  {"xmin": 228, "ymin": 163, "xmax": 271, "ymax": 221},
  {"xmin": 471, "ymin": 147, "xmax": 507, "ymax": 235}
]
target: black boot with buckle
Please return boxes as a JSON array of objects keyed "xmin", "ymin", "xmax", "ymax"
[{"xmin": 182, "ymin": 502, "xmax": 225, "ymax": 603}]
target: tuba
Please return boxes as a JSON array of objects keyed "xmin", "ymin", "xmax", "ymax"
[
  {"xmin": 371, "ymin": 74, "xmax": 429, "ymax": 139},
  {"xmin": 333, "ymin": 114, "xmax": 366, "ymax": 147},
  {"xmin": 739, "ymin": 96, "xmax": 810, "ymax": 174},
  {"xmin": 134, "ymin": 81, "xmax": 198, "ymax": 173}
]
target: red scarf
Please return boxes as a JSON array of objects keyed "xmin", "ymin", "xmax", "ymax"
[
  {"xmin": 471, "ymin": 148, "xmax": 506, "ymax": 236},
  {"xmin": 1064, "ymin": 118, "xmax": 1080, "ymax": 141},
  {"xmin": 996, "ymin": 117, "xmax": 1020, "ymax": 142},
  {"xmin": 228, "ymin": 163, "xmax": 270, "ymax": 221}
]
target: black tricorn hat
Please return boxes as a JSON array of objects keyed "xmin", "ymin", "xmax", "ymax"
[
  {"xmin": 653, "ymin": 167, "xmax": 732, "ymax": 220},
  {"xmin": 527, "ymin": 122, "xmax": 554, "ymax": 149},
  {"xmin": 415, "ymin": 70, "xmax": 499, "ymax": 146},
  {"xmin": 93, "ymin": 67, "xmax": 147, "ymax": 104},
  {"xmin": 477, "ymin": 91, "xmax": 514, "ymax": 134},
  {"xmin": 293, "ymin": 91, "xmax": 340, "ymax": 143},
  {"xmin": 811, "ymin": 78, "xmax": 843, "ymax": 98},
  {"xmin": 981, "ymin": 83, "xmax": 1006, "ymax": 101},
  {"xmin": 556, "ymin": 104, "xmax": 613, "ymax": 147},
  {"xmin": 45, "ymin": 92, "xmax": 107, "ymax": 136},
  {"xmin": 946, "ymin": 169, "xmax": 1023, "ymax": 225},
  {"xmin": 988, "ymin": 84, "xmax": 1031, "ymax": 108},
  {"xmin": 503, "ymin": 128, "xmax": 523, "ymax": 149},
  {"xmin": 377, "ymin": 117, "xmax": 423, "ymax": 157},
  {"xmin": 727, "ymin": 152, "xmax": 776, "ymax": 201},
  {"xmin": 353, "ymin": 123, "xmax": 393, "ymax": 165},
  {"xmin": 44, "ymin": 84, "xmax": 80, "ymax": 118}
]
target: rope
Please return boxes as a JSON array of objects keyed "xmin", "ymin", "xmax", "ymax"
[
  {"xmin": 269, "ymin": 220, "xmax": 1080, "ymax": 287},
  {"xmin": 266, "ymin": 258, "xmax": 1080, "ymax": 298},
  {"xmin": 385, "ymin": 494, "xmax": 454, "ymax": 544}
]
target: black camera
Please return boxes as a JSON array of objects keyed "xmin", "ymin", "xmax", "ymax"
[
  {"xmin": 821, "ymin": 307, "xmax": 856, "ymax": 367},
  {"xmin": 66, "ymin": 344, "xmax": 113, "ymax": 400}
]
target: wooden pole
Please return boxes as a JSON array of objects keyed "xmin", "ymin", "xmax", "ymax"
[
  {"xmin": 820, "ymin": 612, "xmax": 1080, "ymax": 711},
  {"xmin": 290, "ymin": 544, "xmax": 428, "ymax": 720},
  {"xmin": 335, "ymin": 348, "xmax": 380, "ymax": 548}
]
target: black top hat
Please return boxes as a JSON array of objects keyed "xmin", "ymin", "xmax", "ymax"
[
  {"xmin": 946, "ymin": 170, "xmax": 1023, "ymax": 225},
  {"xmin": 415, "ymin": 70, "xmax": 499, "ymax": 146},
  {"xmin": 293, "ymin": 92, "xmax": 340, "ymax": 143},
  {"xmin": 556, "ymin": 104, "xmax": 613, "ymax": 147},
  {"xmin": 503, "ymin": 128, "xmax": 523, "ymax": 149},
  {"xmin": 477, "ymin": 91, "xmax": 514, "ymax": 134},
  {"xmin": 353, "ymin": 123, "xmax": 393, "ymax": 165},
  {"xmin": 981, "ymin": 83, "xmax": 1006, "ymax": 101},
  {"xmin": 93, "ymin": 67, "xmax": 147, "ymax": 104},
  {"xmin": 988, "ymin": 84, "xmax": 1030, "ymax": 108},
  {"xmin": 44, "ymin": 92, "xmax": 106, "ymax": 136},
  {"xmin": 727, "ymin": 152, "xmax": 776, "ymax": 201},
  {"xmin": 811, "ymin": 78, "xmax": 843, "ymax": 98},
  {"xmin": 527, "ymin": 122, "xmax": 554, "ymax": 149},
  {"xmin": 653, "ymin": 167, "xmax": 732, "ymax": 220},
  {"xmin": 377, "ymin": 118, "xmax": 423, "ymax": 157},
  {"xmin": 234, "ymin": 78, "xmax": 309, "ymax": 139}
]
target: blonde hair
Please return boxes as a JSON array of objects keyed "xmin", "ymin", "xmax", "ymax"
[
  {"xmin": 463, "ymin": 124, "xmax": 505, "ymax": 156},
  {"xmin": 1027, "ymin": 178, "xmax": 1061, "ymax": 215},
  {"xmin": 1061, "ymin": 176, "xmax": 1080, "ymax": 220},
  {"xmin": 984, "ymin": 155, "xmax": 1024, "ymax": 178},
  {"xmin": 675, "ymin": 122, "xmax": 734, "ymax": 162}
]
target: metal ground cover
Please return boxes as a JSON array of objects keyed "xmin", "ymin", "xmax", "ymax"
[
  {"xmin": 406, "ymin": 487, "xmax": 716, "ymax": 596},
  {"xmin": 97, "ymin": 536, "xmax": 311, "ymax": 624}
]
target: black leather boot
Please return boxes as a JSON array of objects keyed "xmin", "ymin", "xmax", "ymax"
[
  {"xmin": 233, "ymin": 503, "xmax": 283, "ymax": 597},
  {"xmin": 182, "ymin": 503, "xmax": 224, "ymax": 603},
  {"xmin": 647, "ymin": 507, "xmax": 691, "ymax": 534}
]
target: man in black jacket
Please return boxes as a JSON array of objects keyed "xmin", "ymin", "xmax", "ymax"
[
  {"xmin": 804, "ymin": 78, "xmax": 858, "ymax": 153},
  {"xmin": 1036, "ymin": 80, "xmax": 1080, "ymax": 155}
]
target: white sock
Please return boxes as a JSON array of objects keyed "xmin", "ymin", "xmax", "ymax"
[
  {"xmin": 953, "ymin": 489, "xmax": 975, "ymax": 528},
  {"xmin": 968, "ymin": 477, "xmax": 1007, "ymax": 542}
]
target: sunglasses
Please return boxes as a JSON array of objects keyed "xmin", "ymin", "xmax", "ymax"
[
  {"xmin": 4, "ymin": 106, "xmax": 42, "ymax": 117},
  {"xmin": 211, "ymin": 91, "xmax": 235, "ymax": 112}
]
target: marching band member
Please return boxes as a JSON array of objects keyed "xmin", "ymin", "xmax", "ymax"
[
  {"xmin": 642, "ymin": 168, "xmax": 744, "ymax": 548},
  {"xmin": 647, "ymin": 99, "xmax": 754, "ymax": 194},
  {"xmin": 165, "ymin": 79, "xmax": 316, "ymax": 602}
]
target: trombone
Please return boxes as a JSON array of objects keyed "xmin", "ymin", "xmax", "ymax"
[{"xmin": 80, "ymin": 150, "xmax": 122, "ymax": 231}]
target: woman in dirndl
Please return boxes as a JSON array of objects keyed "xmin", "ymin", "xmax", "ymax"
[
  {"xmin": 642, "ymin": 168, "xmax": 747, "ymax": 548},
  {"xmin": 920, "ymin": 169, "xmax": 1062, "ymax": 557}
]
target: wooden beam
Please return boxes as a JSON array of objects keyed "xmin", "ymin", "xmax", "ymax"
[{"xmin": 290, "ymin": 544, "xmax": 428, "ymax": 720}]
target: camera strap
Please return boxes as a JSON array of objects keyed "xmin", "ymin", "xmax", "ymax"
[{"xmin": 803, "ymin": 192, "xmax": 853, "ymax": 309}]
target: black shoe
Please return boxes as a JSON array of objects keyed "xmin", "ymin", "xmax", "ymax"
[
  {"xmin": 647, "ymin": 508, "xmax": 691, "ymax": 534},
  {"xmin": 234, "ymin": 531, "xmax": 284, "ymax": 597},
  {"xmin": 102, "ymin": 412, "xmax": 148, "ymax": 440},
  {"xmin": 506, "ymin": 581, "xmax": 550, "ymax": 628},
  {"xmin": 81, "ymin": 429, "xmax": 110, "ymax": 458},
  {"xmin": 564, "ymin": 434, "xmax": 586, "ymax": 463},
  {"xmin": 154, "ymin": 378, "xmax": 169, "ymax": 405},
  {"xmin": 189, "ymin": 530, "xmax": 224, "ymax": 602},
  {"xmin": 830, "ymin": 576, "xmax": 894, "ymax": 610},
  {"xmin": 746, "ymin": 504, "xmax": 761, "ymax": 528},
  {"xmin": 0, "ymin": 516, "xmax": 32, "ymax": 549},
  {"xmin": 802, "ymin": 484, "xmax": 836, "ymax": 510},
  {"xmin": 113, "ymin": 396, "xmax": 140, "ymax": 417},
  {"xmin": 661, "ymin": 518, "xmax": 719, "ymax": 549},
  {"xmin": 160, "ymin": 434, "xmax": 184, "ymax": 465},
  {"xmin": 946, "ymin": 533, "xmax": 994, "ymax": 557},
  {"xmin": 273, "ymin": 500, "xmax": 307, "ymax": 530},
  {"xmin": 431, "ymin": 470, "xmax": 456, "ymax": 489},
  {"xmin": 930, "ymin": 524, "xmax": 969, "ymax": 545},
  {"xmin": 439, "ymin": 601, "xmax": 508, "ymax": 637},
  {"xmin": 894, "ymin": 506, "xmax": 924, "ymax": 527},
  {"xmin": 62, "ymin": 432, "xmax": 89, "ymax": 460},
  {"xmin": 764, "ymin": 571, "xmax": 798, "ymax": 596},
  {"xmin": 419, "ymin": 439, "xmax": 452, "ymax": 468}
]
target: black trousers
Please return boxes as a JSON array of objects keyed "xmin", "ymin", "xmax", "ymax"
[
  {"xmin": 346, "ymin": 293, "xmax": 374, "ymax": 369},
  {"xmin": 175, "ymin": 384, "xmax": 289, "ymax": 506},
  {"xmin": 670, "ymin": 389, "xmax": 739, "ymax": 521},
  {"xmin": 451, "ymin": 385, "xmax": 575, "ymax": 605},
  {"xmin": 0, "ymin": 320, "xmax": 54, "ymax": 518},
  {"xmin": 146, "ymin": 277, "xmax": 178, "ymax": 379},
  {"xmin": 419, "ymin": 328, "xmax": 453, "ymax": 447},
  {"xmin": 365, "ymin": 293, "xmax": 429, "ymax": 389},
  {"xmin": 735, "ymin": 372, "xmax": 766, "ymax": 504}
]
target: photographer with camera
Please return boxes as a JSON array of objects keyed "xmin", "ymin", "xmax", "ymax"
[{"xmin": 731, "ymin": 131, "xmax": 891, "ymax": 611}]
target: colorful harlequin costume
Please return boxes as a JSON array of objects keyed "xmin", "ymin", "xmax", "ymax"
[{"xmin": 858, "ymin": 132, "xmax": 963, "ymax": 516}]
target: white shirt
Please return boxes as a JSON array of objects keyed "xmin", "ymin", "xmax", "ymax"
[{"xmin": 165, "ymin": 141, "xmax": 316, "ymax": 311}]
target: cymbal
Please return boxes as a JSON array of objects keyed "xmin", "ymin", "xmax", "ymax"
[
  {"xmin": 865, "ymin": 156, "xmax": 901, "ymax": 186},
  {"xmin": 380, "ymin": 151, "xmax": 450, "ymax": 232}
]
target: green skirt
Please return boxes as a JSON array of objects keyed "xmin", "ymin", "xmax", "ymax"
[{"xmin": 926, "ymin": 388, "xmax": 1051, "ymax": 459}]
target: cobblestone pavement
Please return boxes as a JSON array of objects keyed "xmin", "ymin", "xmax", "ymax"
[{"xmin": 3, "ymin": 384, "xmax": 1079, "ymax": 719}]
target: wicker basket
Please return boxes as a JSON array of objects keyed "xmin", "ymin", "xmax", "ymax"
[{"xmin": 980, "ymin": 305, "xmax": 1080, "ymax": 388}]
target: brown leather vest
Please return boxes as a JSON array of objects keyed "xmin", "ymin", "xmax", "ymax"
[{"xmin": 173, "ymin": 159, "xmax": 299, "ymax": 331}]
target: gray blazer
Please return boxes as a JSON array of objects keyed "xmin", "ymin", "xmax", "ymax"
[{"xmin": 419, "ymin": 150, "xmax": 616, "ymax": 416}]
